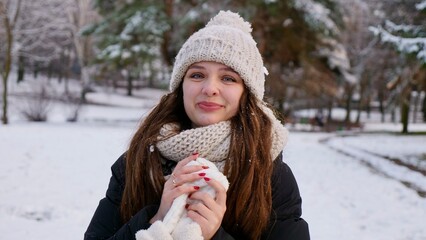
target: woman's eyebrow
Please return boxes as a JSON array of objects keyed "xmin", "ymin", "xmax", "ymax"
[
  {"xmin": 188, "ymin": 65, "xmax": 205, "ymax": 70},
  {"xmin": 219, "ymin": 67, "xmax": 238, "ymax": 74},
  {"xmin": 187, "ymin": 65, "xmax": 237, "ymax": 74}
]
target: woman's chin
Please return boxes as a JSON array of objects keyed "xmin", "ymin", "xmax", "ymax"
[{"xmin": 191, "ymin": 118, "xmax": 222, "ymax": 128}]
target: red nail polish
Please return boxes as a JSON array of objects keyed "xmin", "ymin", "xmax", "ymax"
[
  {"xmin": 198, "ymin": 173, "xmax": 206, "ymax": 176},
  {"xmin": 202, "ymin": 166, "xmax": 209, "ymax": 169},
  {"xmin": 204, "ymin": 177, "xmax": 210, "ymax": 181},
  {"xmin": 185, "ymin": 204, "xmax": 189, "ymax": 209},
  {"xmin": 192, "ymin": 152, "xmax": 199, "ymax": 161},
  {"xmin": 194, "ymin": 186, "xmax": 200, "ymax": 190}
]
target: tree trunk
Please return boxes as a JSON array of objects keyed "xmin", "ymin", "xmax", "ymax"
[
  {"xmin": 355, "ymin": 85, "xmax": 365, "ymax": 124},
  {"xmin": 391, "ymin": 107, "xmax": 396, "ymax": 123},
  {"xmin": 422, "ymin": 92, "xmax": 426, "ymax": 122},
  {"xmin": 1, "ymin": 2, "xmax": 13, "ymax": 125},
  {"xmin": 344, "ymin": 86, "xmax": 352, "ymax": 124},
  {"xmin": 355, "ymin": 77, "xmax": 367, "ymax": 124},
  {"xmin": 80, "ymin": 67, "xmax": 90, "ymax": 103},
  {"xmin": 327, "ymin": 99, "xmax": 333, "ymax": 123},
  {"xmin": 378, "ymin": 91, "xmax": 385, "ymax": 123},
  {"xmin": 401, "ymin": 90, "xmax": 411, "ymax": 134},
  {"xmin": 355, "ymin": 102, "xmax": 361, "ymax": 124},
  {"xmin": 33, "ymin": 61, "xmax": 39, "ymax": 79},
  {"xmin": 412, "ymin": 90, "xmax": 419, "ymax": 123},
  {"xmin": 127, "ymin": 72, "xmax": 133, "ymax": 96},
  {"xmin": 148, "ymin": 61, "xmax": 155, "ymax": 88},
  {"xmin": 64, "ymin": 50, "xmax": 71, "ymax": 95},
  {"xmin": 17, "ymin": 55, "xmax": 25, "ymax": 83},
  {"xmin": 366, "ymin": 96, "xmax": 371, "ymax": 119},
  {"xmin": 1, "ymin": 72, "xmax": 9, "ymax": 125},
  {"xmin": 47, "ymin": 61, "xmax": 53, "ymax": 80}
]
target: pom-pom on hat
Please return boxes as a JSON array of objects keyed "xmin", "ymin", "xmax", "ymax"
[{"xmin": 169, "ymin": 10, "xmax": 267, "ymax": 100}]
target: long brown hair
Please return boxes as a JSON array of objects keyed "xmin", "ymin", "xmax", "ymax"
[{"xmin": 121, "ymin": 84, "xmax": 274, "ymax": 239}]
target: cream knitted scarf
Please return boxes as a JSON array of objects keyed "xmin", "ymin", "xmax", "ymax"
[{"xmin": 156, "ymin": 108, "xmax": 288, "ymax": 171}]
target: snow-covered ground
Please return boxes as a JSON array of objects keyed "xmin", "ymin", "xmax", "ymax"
[
  {"xmin": 285, "ymin": 132, "xmax": 426, "ymax": 240},
  {"xmin": 1, "ymin": 78, "xmax": 426, "ymax": 240}
]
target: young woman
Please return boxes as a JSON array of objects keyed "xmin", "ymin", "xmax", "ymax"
[{"xmin": 85, "ymin": 10, "xmax": 310, "ymax": 240}]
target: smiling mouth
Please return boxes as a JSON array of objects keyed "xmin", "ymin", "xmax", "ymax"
[{"xmin": 197, "ymin": 102, "xmax": 223, "ymax": 111}]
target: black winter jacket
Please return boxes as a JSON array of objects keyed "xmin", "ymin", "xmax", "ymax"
[{"xmin": 84, "ymin": 154, "xmax": 310, "ymax": 240}]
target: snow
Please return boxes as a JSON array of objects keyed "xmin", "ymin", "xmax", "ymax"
[
  {"xmin": 285, "ymin": 132, "xmax": 426, "ymax": 240},
  {"xmin": 0, "ymin": 123, "xmax": 134, "ymax": 239},
  {"xmin": 326, "ymin": 135, "xmax": 426, "ymax": 192},
  {"xmin": 317, "ymin": 38, "xmax": 356, "ymax": 84},
  {"xmin": 330, "ymin": 134, "xmax": 426, "ymax": 171},
  {"xmin": 100, "ymin": 44, "xmax": 122, "ymax": 59},
  {"xmin": 385, "ymin": 20, "xmax": 422, "ymax": 35},
  {"xmin": 369, "ymin": 2, "xmax": 426, "ymax": 63},
  {"xmin": 369, "ymin": 26, "xmax": 426, "ymax": 62},
  {"xmin": 1, "ymin": 79, "xmax": 426, "ymax": 239},
  {"xmin": 120, "ymin": 11, "xmax": 144, "ymax": 41},
  {"xmin": 294, "ymin": 0, "xmax": 339, "ymax": 36},
  {"xmin": 416, "ymin": 0, "xmax": 426, "ymax": 10}
]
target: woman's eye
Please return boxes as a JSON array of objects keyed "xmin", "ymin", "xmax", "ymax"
[
  {"xmin": 223, "ymin": 76, "xmax": 236, "ymax": 82},
  {"xmin": 190, "ymin": 73, "xmax": 204, "ymax": 79}
]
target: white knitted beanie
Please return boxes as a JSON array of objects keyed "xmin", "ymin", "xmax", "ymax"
[{"xmin": 169, "ymin": 10, "xmax": 267, "ymax": 100}]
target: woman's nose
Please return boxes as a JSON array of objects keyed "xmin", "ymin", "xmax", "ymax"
[{"xmin": 201, "ymin": 77, "xmax": 219, "ymax": 96}]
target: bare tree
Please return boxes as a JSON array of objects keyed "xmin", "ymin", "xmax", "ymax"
[
  {"xmin": 1, "ymin": 0, "xmax": 82, "ymax": 124},
  {"xmin": 0, "ymin": 0, "xmax": 98, "ymax": 124},
  {"xmin": 339, "ymin": 0, "xmax": 379, "ymax": 124},
  {"xmin": 0, "ymin": 0, "xmax": 22, "ymax": 124},
  {"xmin": 16, "ymin": 0, "xmax": 72, "ymax": 64},
  {"xmin": 65, "ymin": 0, "xmax": 98, "ymax": 102},
  {"xmin": 19, "ymin": 78, "xmax": 54, "ymax": 122}
]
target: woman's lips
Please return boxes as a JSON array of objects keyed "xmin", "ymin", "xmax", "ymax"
[{"xmin": 197, "ymin": 101, "xmax": 223, "ymax": 111}]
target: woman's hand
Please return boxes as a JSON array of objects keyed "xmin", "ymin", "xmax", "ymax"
[
  {"xmin": 186, "ymin": 177, "xmax": 227, "ymax": 240},
  {"xmin": 149, "ymin": 153, "xmax": 205, "ymax": 223}
]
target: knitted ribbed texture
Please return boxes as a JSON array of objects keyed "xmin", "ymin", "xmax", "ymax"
[
  {"xmin": 156, "ymin": 118, "xmax": 288, "ymax": 172},
  {"xmin": 258, "ymin": 102, "xmax": 289, "ymax": 159},
  {"xmin": 156, "ymin": 121, "xmax": 231, "ymax": 171},
  {"xmin": 169, "ymin": 10, "xmax": 266, "ymax": 100}
]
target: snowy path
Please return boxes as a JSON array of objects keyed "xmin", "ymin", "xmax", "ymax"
[
  {"xmin": 0, "ymin": 125, "xmax": 425, "ymax": 240},
  {"xmin": 323, "ymin": 134, "xmax": 426, "ymax": 198},
  {"xmin": 285, "ymin": 132, "xmax": 426, "ymax": 240}
]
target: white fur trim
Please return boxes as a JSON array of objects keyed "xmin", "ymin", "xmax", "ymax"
[
  {"xmin": 135, "ymin": 221, "xmax": 173, "ymax": 240},
  {"xmin": 162, "ymin": 194, "xmax": 188, "ymax": 230},
  {"xmin": 172, "ymin": 216, "xmax": 203, "ymax": 240}
]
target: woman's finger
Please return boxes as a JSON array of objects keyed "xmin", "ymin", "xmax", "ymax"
[
  {"xmin": 169, "ymin": 153, "xmax": 211, "ymax": 187},
  {"xmin": 186, "ymin": 192, "xmax": 224, "ymax": 240},
  {"xmin": 203, "ymin": 177, "xmax": 227, "ymax": 206},
  {"xmin": 187, "ymin": 178, "xmax": 228, "ymax": 219},
  {"xmin": 175, "ymin": 153, "xmax": 199, "ymax": 169}
]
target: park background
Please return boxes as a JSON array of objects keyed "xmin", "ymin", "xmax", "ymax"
[{"xmin": 1, "ymin": 0, "xmax": 425, "ymax": 239}]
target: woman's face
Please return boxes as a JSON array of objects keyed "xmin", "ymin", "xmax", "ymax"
[{"xmin": 182, "ymin": 61, "xmax": 245, "ymax": 127}]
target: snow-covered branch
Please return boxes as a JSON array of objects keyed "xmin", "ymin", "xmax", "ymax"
[
  {"xmin": 368, "ymin": 1, "xmax": 426, "ymax": 63},
  {"xmin": 369, "ymin": 26, "xmax": 426, "ymax": 62},
  {"xmin": 416, "ymin": 0, "xmax": 426, "ymax": 10},
  {"xmin": 294, "ymin": 0, "xmax": 340, "ymax": 36},
  {"xmin": 13, "ymin": 0, "xmax": 75, "ymax": 62},
  {"xmin": 384, "ymin": 20, "xmax": 422, "ymax": 35},
  {"xmin": 317, "ymin": 38, "xmax": 357, "ymax": 84}
]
